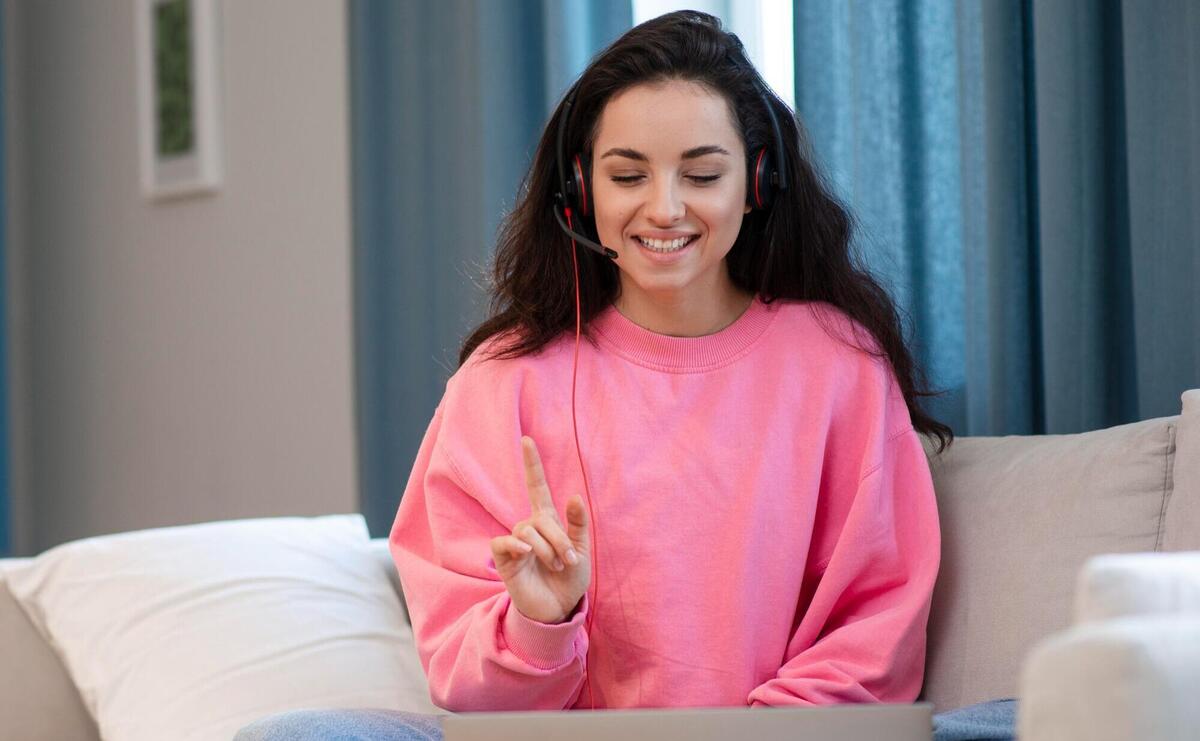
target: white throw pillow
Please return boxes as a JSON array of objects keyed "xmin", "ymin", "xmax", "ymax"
[{"xmin": 4, "ymin": 514, "xmax": 443, "ymax": 741}]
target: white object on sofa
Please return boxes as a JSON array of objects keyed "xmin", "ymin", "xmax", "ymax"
[
  {"xmin": 1073, "ymin": 551, "xmax": 1200, "ymax": 623},
  {"xmin": 3, "ymin": 514, "xmax": 442, "ymax": 741},
  {"xmin": 1018, "ymin": 551, "xmax": 1200, "ymax": 741}
]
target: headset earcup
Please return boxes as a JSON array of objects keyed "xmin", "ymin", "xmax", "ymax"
[
  {"xmin": 749, "ymin": 147, "xmax": 774, "ymax": 210},
  {"xmin": 571, "ymin": 153, "xmax": 591, "ymax": 217}
]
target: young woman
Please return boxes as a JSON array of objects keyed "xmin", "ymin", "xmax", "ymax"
[
  {"xmin": 391, "ymin": 5, "xmax": 951, "ymax": 707},
  {"xmin": 238, "ymin": 10, "xmax": 1017, "ymax": 741}
]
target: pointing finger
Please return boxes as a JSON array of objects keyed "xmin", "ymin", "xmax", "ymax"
[{"xmin": 521, "ymin": 436, "xmax": 556, "ymax": 515}]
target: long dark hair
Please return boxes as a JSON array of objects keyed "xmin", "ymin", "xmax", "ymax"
[{"xmin": 458, "ymin": 10, "xmax": 954, "ymax": 454}]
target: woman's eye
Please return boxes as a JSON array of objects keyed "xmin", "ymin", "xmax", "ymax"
[{"xmin": 608, "ymin": 174, "xmax": 722, "ymax": 185}]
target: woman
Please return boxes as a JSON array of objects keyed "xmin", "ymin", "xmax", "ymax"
[{"xmin": 237, "ymin": 10, "xmax": 1016, "ymax": 741}]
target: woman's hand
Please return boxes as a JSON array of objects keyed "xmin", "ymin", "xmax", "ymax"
[{"xmin": 489, "ymin": 436, "xmax": 591, "ymax": 624}]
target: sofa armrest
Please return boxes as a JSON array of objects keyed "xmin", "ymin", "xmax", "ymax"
[
  {"xmin": 1018, "ymin": 615, "xmax": 1200, "ymax": 741},
  {"xmin": 1074, "ymin": 551, "xmax": 1200, "ymax": 623},
  {"xmin": 0, "ymin": 561, "xmax": 101, "ymax": 741}
]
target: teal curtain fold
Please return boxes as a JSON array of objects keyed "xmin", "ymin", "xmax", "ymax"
[
  {"xmin": 794, "ymin": 0, "xmax": 1199, "ymax": 437},
  {"xmin": 1118, "ymin": 0, "xmax": 1200, "ymax": 423},
  {"xmin": 350, "ymin": 0, "xmax": 632, "ymax": 535}
]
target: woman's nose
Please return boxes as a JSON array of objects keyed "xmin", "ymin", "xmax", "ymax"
[{"xmin": 645, "ymin": 177, "xmax": 685, "ymax": 224}]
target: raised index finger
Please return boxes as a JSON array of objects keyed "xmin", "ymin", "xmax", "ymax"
[{"xmin": 521, "ymin": 436, "xmax": 555, "ymax": 513}]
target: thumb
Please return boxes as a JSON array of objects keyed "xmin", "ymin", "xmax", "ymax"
[{"xmin": 565, "ymin": 494, "xmax": 590, "ymax": 554}]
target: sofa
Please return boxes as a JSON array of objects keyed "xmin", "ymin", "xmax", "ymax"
[{"xmin": 2, "ymin": 388, "xmax": 1198, "ymax": 741}]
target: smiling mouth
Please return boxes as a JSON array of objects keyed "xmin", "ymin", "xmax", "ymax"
[{"xmin": 635, "ymin": 235, "xmax": 699, "ymax": 253}]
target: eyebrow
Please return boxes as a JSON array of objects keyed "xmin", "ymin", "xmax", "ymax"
[{"xmin": 599, "ymin": 145, "xmax": 731, "ymax": 161}]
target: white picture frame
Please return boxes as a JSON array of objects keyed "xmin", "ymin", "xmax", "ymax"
[{"xmin": 135, "ymin": 0, "xmax": 223, "ymax": 200}]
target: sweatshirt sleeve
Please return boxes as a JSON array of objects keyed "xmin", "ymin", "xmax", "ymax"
[
  {"xmin": 746, "ymin": 368, "xmax": 942, "ymax": 707},
  {"xmin": 388, "ymin": 366, "xmax": 590, "ymax": 712}
]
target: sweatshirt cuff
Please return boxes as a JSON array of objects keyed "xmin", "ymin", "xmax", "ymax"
[{"xmin": 501, "ymin": 594, "xmax": 588, "ymax": 670}]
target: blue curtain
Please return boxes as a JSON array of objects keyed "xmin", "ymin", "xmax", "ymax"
[
  {"xmin": 794, "ymin": 0, "xmax": 1199, "ymax": 436},
  {"xmin": 350, "ymin": 0, "xmax": 632, "ymax": 536},
  {"xmin": 0, "ymin": 2, "xmax": 10, "ymax": 557}
]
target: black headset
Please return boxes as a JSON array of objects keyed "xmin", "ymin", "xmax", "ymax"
[{"xmin": 551, "ymin": 60, "xmax": 789, "ymax": 261}]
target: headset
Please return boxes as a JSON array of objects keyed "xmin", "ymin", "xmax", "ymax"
[{"xmin": 548, "ymin": 46, "xmax": 789, "ymax": 711}]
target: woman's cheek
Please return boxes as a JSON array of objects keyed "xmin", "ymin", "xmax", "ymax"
[{"xmin": 598, "ymin": 202, "xmax": 635, "ymax": 239}]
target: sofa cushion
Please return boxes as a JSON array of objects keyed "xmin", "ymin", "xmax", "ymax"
[
  {"xmin": 1165, "ymin": 389, "xmax": 1200, "ymax": 550},
  {"xmin": 919, "ymin": 414, "xmax": 1176, "ymax": 711},
  {"xmin": 3, "ymin": 514, "xmax": 441, "ymax": 741}
]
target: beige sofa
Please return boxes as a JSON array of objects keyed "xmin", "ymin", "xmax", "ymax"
[{"xmin": 3, "ymin": 389, "xmax": 1198, "ymax": 739}]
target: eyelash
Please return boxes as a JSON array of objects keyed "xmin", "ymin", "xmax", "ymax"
[{"xmin": 609, "ymin": 175, "xmax": 722, "ymax": 185}]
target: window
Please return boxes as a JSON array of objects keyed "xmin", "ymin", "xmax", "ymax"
[{"xmin": 632, "ymin": 0, "xmax": 795, "ymax": 110}]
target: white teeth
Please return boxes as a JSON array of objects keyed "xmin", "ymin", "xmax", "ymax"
[{"xmin": 637, "ymin": 235, "xmax": 695, "ymax": 252}]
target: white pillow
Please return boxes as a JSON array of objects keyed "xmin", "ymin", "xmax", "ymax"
[{"xmin": 4, "ymin": 514, "xmax": 443, "ymax": 741}]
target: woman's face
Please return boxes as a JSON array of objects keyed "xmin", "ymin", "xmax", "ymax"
[{"xmin": 590, "ymin": 79, "xmax": 751, "ymax": 307}]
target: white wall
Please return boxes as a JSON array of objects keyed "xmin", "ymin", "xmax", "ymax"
[{"xmin": 4, "ymin": 0, "xmax": 357, "ymax": 555}]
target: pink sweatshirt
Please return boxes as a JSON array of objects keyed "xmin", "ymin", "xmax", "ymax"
[{"xmin": 389, "ymin": 295, "xmax": 941, "ymax": 711}]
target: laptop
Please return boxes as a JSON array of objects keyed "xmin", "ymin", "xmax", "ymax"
[{"xmin": 444, "ymin": 702, "xmax": 933, "ymax": 741}]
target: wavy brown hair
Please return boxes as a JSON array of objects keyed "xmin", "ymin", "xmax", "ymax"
[{"xmin": 458, "ymin": 10, "xmax": 954, "ymax": 454}]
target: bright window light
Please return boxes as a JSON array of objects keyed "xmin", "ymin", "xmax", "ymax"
[{"xmin": 631, "ymin": 0, "xmax": 795, "ymax": 110}]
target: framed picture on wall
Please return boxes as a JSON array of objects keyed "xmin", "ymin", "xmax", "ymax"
[{"xmin": 135, "ymin": 0, "xmax": 223, "ymax": 200}]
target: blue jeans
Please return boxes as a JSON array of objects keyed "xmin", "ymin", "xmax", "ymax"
[
  {"xmin": 932, "ymin": 698, "xmax": 1017, "ymax": 741},
  {"xmin": 233, "ymin": 699, "xmax": 1016, "ymax": 741},
  {"xmin": 233, "ymin": 708, "xmax": 445, "ymax": 741}
]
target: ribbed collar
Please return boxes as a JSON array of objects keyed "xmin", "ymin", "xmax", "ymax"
[{"xmin": 590, "ymin": 294, "xmax": 779, "ymax": 372}]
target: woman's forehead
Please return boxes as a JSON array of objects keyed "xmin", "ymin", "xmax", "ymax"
[{"xmin": 593, "ymin": 80, "xmax": 743, "ymax": 158}]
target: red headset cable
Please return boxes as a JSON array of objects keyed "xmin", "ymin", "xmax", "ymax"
[{"xmin": 565, "ymin": 207, "xmax": 599, "ymax": 711}]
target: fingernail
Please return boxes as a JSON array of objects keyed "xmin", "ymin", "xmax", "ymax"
[
  {"xmin": 566, "ymin": 548, "xmax": 579, "ymax": 565},
  {"xmin": 553, "ymin": 558, "xmax": 564, "ymax": 571}
]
